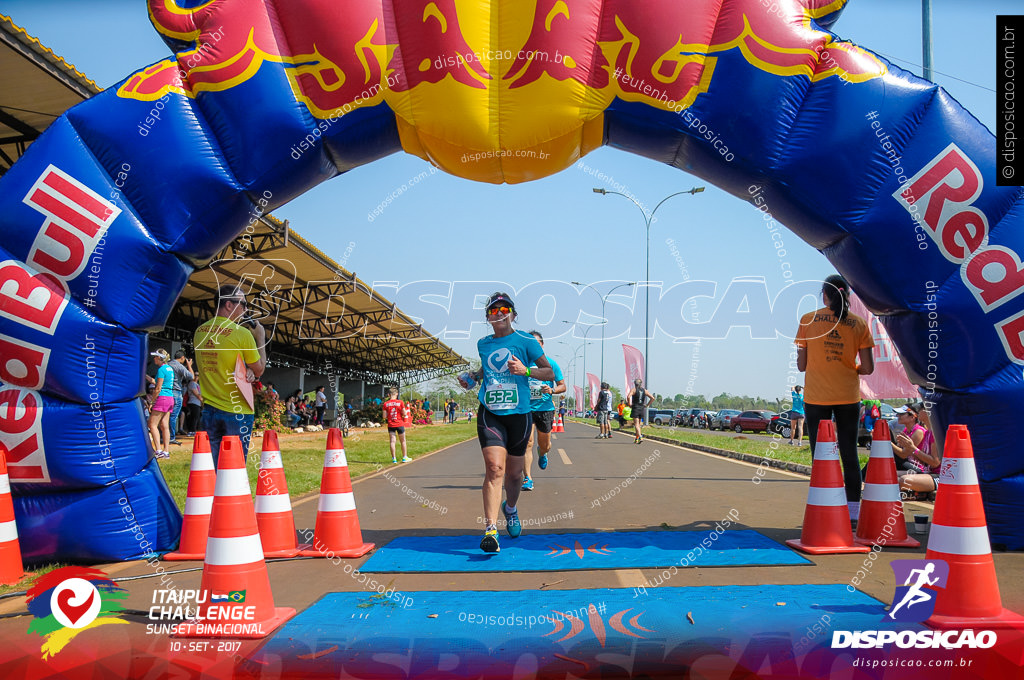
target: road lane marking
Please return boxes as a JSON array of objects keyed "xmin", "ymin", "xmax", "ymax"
[
  {"xmin": 615, "ymin": 569, "xmax": 648, "ymax": 589},
  {"xmin": 558, "ymin": 448, "xmax": 572, "ymax": 465}
]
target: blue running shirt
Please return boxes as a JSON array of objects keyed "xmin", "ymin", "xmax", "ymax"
[
  {"xmin": 529, "ymin": 357, "xmax": 563, "ymax": 412},
  {"xmin": 477, "ymin": 331, "xmax": 545, "ymax": 415}
]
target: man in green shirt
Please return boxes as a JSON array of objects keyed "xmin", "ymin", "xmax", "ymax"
[{"xmin": 193, "ymin": 285, "xmax": 266, "ymax": 466}]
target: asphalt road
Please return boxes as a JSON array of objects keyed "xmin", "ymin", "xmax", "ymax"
[{"xmin": 2, "ymin": 421, "xmax": 1021, "ymax": 676}]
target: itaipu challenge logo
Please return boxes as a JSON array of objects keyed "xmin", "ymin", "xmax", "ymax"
[{"xmin": 26, "ymin": 566, "xmax": 128, "ymax": 658}]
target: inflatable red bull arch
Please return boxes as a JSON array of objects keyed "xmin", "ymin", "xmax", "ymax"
[{"xmin": 0, "ymin": 0, "xmax": 1021, "ymax": 561}]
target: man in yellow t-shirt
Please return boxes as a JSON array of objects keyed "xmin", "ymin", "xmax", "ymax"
[{"xmin": 193, "ymin": 285, "xmax": 266, "ymax": 466}]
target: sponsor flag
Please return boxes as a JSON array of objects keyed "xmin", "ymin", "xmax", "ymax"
[
  {"xmin": 623, "ymin": 344, "xmax": 645, "ymax": 392},
  {"xmin": 849, "ymin": 294, "xmax": 918, "ymax": 399},
  {"xmin": 587, "ymin": 373, "xmax": 600, "ymax": 409},
  {"xmin": 573, "ymin": 385, "xmax": 584, "ymax": 414}
]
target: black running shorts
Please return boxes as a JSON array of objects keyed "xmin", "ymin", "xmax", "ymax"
[
  {"xmin": 387, "ymin": 426, "xmax": 405, "ymax": 435},
  {"xmin": 477, "ymin": 405, "xmax": 532, "ymax": 456},
  {"xmin": 531, "ymin": 410, "xmax": 555, "ymax": 433}
]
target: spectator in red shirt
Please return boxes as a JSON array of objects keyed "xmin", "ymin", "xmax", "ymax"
[{"xmin": 383, "ymin": 387, "xmax": 411, "ymax": 463}]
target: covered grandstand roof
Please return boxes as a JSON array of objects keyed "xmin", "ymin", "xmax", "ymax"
[
  {"xmin": 0, "ymin": 14, "xmax": 100, "ymax": 175},
  {"xmin": 159, "ymin": 215, "xmax": 468, "ymax": 384}
]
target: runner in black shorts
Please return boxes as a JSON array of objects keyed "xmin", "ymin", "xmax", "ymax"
[
  {"xmin": 523, "ymin": 331, "xmax": 566, "ymax": 490},
  {"xmin": 625, "ymin": 378, "xmax": 654, "ymax": 444},
  {"xmin": 460, "ymin": 293, "xmax": 555, "ymax": 553}
]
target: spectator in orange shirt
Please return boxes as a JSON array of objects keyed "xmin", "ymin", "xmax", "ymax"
[{"xmin": 796, "ymin": 275, "xmax": 875, "ymax": 522}]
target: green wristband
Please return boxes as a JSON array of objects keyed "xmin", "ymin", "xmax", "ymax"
[{"xmin": 525, "ymin": 367, "xmax": 531, "ymax": 377}]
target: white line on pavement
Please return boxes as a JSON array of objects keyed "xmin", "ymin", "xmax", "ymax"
[{"xmin": 558, "ymin": 448, "xmax": 572, "ymax": 465}]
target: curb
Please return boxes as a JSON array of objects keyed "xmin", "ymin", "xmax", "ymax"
[{"xmin": 569, "ymin": 419, "xmax": 813, "ymax": 477}]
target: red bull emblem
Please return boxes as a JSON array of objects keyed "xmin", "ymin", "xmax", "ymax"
[{"xmin": 117, "ymin": 0, "xmax": 886, "ymax": 181}]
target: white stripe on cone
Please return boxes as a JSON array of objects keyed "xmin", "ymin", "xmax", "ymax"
[
  {"xmin": 323, "ymin": 449, "xmax": 348, "ymax": 468},
  {"xmin": 813, "ymin": 443, "xmax": 839, "ymax": 461},
  {"xmin": 869, "ymin": 441, "xmax": 894, "ymax": 458},
  {"xmin": 205, "ymin": 534, "xmax": 265, "ymax": 565},
  {"xmin": 255, "ymin": 494, "xmax": 293, "ymax": 514},
  {"xmin": 0, "ymin": 520, "xmax": 18, "ymax": 542},
  {"xmin": 190, "ymin": 455, "xmax": 215, "ymax": 472},
  {"xmin": 0, "ymin": 474, "xmax": 9, "ymax": 495},
  {"xmin": 938, "ymin": 458, "xmax": 979, "ymax": 486},
  {"xmin": 318, "ymin": 492, "xmax": 357, "ymax": 513},
  {"xmin": 260, "ymin": 452, "xmax": 283, "ymax": 469},
  {"xmin": 862, "ymin": 482, "xmax": 902, "ymax": 503},
  {"xmin": 806, "ymin": 486, "xmax": 847, "ymax": 507},
  {"xmin": 184, "ymin": 496, "xmax": 215, "ymax": 516},
  {"xmin": 928, "ymin": 524, "xmax": 992, "ymax": 556},
  {"xmin": 214, "ymin": 468, "xmax": 252, "ymax": 497}
]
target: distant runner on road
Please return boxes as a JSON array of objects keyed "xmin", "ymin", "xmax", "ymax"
[
  {"xmin": 595, "ymin": 382, "xmax": 613, "ymax": 438},
  {"xmin": 460, "ymin": 293, "xmax": 555, "ymax": 553},
  {"xmin": 523, "ymin": 331, "xmax": 566, "ymax": 491},
  {"xmin": 625, "ymin": 378, "xmax": 654, "ymax": 444},
  {"xmin": 382, "ymin": 387, "xmax": 411, "ymax": 463}
]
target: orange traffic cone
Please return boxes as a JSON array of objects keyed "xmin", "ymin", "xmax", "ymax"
[
  {"xmin": 0, "ymin": 444, "xmax": 24, "ymax": 585},
  {"xmin": 924, "ymin": 425, "xmax": 1024, "ymax": 629},
  {"xmin": 786, "ymin": 420, "xmax": 870, "ymax": 555},
  {"xmin": 176, "ymin": 436, "xmax": 295, "ymax": 638},
  {"xmin": 165, "ymin": 432, "xmax": 216, "ymax": 561},
  {"xmin": 552, "ymin": 414, "xmax": 565, "ymax": 433},
  {"xmin": 298, "ymin": 428, "xmax": 374, "ymax": 558},
  {"xmin": 854, "ymin": 420, "xmax": 919, "ymax": 548},
  {"xmin": 255, "ymin": 430, "xmax": 301, "ymax": 558}
]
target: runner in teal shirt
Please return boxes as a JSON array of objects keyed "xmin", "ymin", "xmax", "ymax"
[
  {"xmin": 463, "ymin": 293, "xmax": 555, "ymax": 554},
  {"xmin": 524, "ymin": 331, "xmax": 566, "ymax": 490}
]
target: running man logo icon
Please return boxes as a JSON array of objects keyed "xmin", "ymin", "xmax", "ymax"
[{"xmin": 886, "ymin": 559, "xmax": 949, "ymax": 622}]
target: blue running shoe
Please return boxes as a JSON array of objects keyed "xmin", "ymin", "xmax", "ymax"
[
  {"xmin": 539, "ymin": 454, "xmax": 548, "ymax": 470},
  {"xmin": 522, "ymin": 476, "xmax": 534, "ymax": 491},
  {"xmin": 480, "ymin": 529, "xmax": 500, "ymax": 553},
  {"xmin": 502, "ymin": 501, "xmax": 522, "ymax": 538}
]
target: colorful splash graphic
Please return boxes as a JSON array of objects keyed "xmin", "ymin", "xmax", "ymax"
[
  {"xmin": 118, "ymin": 0, "xmax": 885, "ymax": 182},
  {"xmin": 25, "ymin": 566, "xmax": 128, "ymax": 659}
]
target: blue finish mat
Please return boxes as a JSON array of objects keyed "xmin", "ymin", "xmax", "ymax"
[
  {"xmin": 248, "ymin": 585, "xmax": 908, "ymax": 678},
  {"xmin": 358, "ymin": 530, "xmax": 810, "ymax": 572}
]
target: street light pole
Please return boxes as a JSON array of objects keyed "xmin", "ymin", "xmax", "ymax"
[
  {"xmin": 571, "ymin": 280, "xmax": 636, "ymax": 384},
  {"xmin": 564, "ymin": 320, "xmax": 601, "ymax": 408},
  {"xmin": 558, "ymin": 341, "xmax": 585, "ymax": 405},
  {"xmin": 592, "ymin": 187, "xmax": 704, "ymax": 390}
]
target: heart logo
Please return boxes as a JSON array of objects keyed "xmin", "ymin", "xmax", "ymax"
[
  {"xmin": 49, "ymin": 578, "xmax": 101, "ymax": 629},
  {"xmin": 56, "ymin": 587, "xmax": 95, "ymax": 626}
]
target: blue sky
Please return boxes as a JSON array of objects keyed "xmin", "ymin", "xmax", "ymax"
[{"xmin": 0, "ymin": 0, "xmax": 1008, "ymax": 400}]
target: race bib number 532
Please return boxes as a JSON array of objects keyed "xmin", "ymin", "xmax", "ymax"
[{"xmin": 485, "ymin": 388, "xmax": 518, "ymax": 409}]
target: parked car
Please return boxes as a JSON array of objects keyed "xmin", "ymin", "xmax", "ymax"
[
  {"xmin": 647, "ymin": 408, "xmax": 675, "ymax": 426},
  {"xmin": 673, "ymin": 408, "xmax": 702, "ymax": 426},
  {"xmin": 732, "ymin": 410, "xmax": 775, "ymax": 433},
  {"xmin": 709, "ymin": 409, "xmax": 742, "ymax": 430},
  {"xmin": 768, "ymin": 409, "xmax": 803, "ymax": 438},
  {"xmin": 858, "ymin": 402, "xmax": 899, "ymax": 447}
]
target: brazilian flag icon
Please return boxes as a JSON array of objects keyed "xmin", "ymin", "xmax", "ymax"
[{"xmin": 227, "ymin": 591, "xmax": 246, "ymax": 603}]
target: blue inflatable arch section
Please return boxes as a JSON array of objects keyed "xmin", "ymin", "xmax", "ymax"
[{"xmin": 0, "ymin": 0, "xmax": 1021, "ymax": 562}]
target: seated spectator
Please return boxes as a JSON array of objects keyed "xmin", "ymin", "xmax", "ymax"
[
  {"xmin": 898, "ymin": 402, "xmax": 941, "ymax": 498},
  {"xmin": 286, "ymin": 396, "xmax": 302, "ymax": 428}
]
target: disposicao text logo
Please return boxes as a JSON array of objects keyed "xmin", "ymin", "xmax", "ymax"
[
  {"xmin": 26, "ymin": 566, "xmax": 128, "ymax": 659},
  {"xmin": 832, "ymin": 559, "xmax": 996, "ymax": 650}
]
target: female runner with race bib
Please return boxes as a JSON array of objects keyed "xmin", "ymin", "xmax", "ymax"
[{"xmin": 460, "ymin": 293, "xmax": 555, "ymax": 553}]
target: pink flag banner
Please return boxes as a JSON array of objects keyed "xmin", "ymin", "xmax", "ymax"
[
  {"xmin": 587, "ymin": 373, "xmax": 600, "ymax": 408},
  {"xmin": 850, "ymin": 294, "xmax": 919, "ymax": 400},
  {"xmin": 622, "ymin": 344, "xmax": 645, "ymax": 391},
  {"xmin": 573, "ymin": 385, "xmax": 585, "ymax": 413}
]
